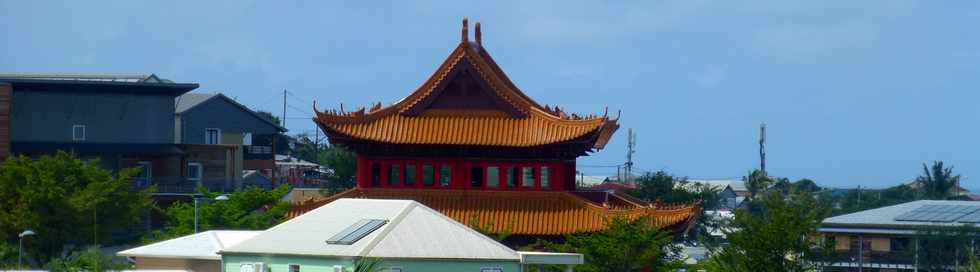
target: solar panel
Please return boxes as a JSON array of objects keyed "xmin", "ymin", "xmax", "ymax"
[
  {"xmin": 959, "ymin": 212, "xmax": 980, "ymax": 223},
  {"xmin": 895, "ymin": 205, "xmax": 980, "ymax": 222},
  {"xmin": 325, "ymin": 219, "xmax": 388, "ymax": 245}
]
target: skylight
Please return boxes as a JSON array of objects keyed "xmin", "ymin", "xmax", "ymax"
[
  {"xmin": 894, "ymin": 204, "xmax": 980, "ymax": 223},
  {"xmin": 325, "ymin": 219, "xmax": 388, "ymax": 245}
]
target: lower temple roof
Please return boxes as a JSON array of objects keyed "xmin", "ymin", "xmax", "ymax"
[{"xmin": 287, "ymin": 188, "xmax": 701, "ymax": 236}]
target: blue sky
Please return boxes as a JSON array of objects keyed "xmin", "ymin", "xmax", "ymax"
[{"xmin": 2, "ymin": 1, "xmax": 978, "ymax": 189}]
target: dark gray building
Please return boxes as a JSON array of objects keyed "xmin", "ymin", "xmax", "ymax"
[
  {"xmin": 0, "ymin": 74, "xmax": 195, "ymax": 181},
  {"xmin": 175, "ymin": 92, "xmax": 286, "ymax": 187},
  {"xmin": 0, "ymin": 74, "xmax": 254, "ymax": 194}
]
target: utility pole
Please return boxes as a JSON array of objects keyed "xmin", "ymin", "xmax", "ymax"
[
  {"xmin": 625, "ymin": 128, "xmax": 636, "ymax": 185},
  {"xmin": 759, "ymin": 123, "xmax": 766, "ymax": 175},
  {"xmin": 282, "ymin": 89, "xmax": 287, "ymax": 128}
]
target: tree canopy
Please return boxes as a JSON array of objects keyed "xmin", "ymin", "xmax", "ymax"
[
  {"xmin": 544, "ymin": 216, "xmax": 682, "ymax": 272},
  {"xmin": 706, "ymin": 191, "xmax": 830, "ymax": 272},
  {"xmin": 145, "ymin": 185, "xmax": 291, "ymax": 242},
  {"xmin": 0, "ymin": 152, "xmax": 153, "ymax": 265}
]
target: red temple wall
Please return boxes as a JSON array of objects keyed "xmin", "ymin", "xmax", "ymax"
[{"xmin": 355, "ymin": 155, "xmax": 576, "ymax": 191}]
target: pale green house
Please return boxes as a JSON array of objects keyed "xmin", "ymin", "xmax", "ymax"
[{"xmin": 220, "ymin": 198, "xmax": 581, "ymax": 272}]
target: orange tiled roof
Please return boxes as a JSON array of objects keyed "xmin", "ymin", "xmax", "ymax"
[
  {"xmin": 314, "ymin": 20, "xmax": 619, "ymax": 149},
  {"xmin": 286, "ymin": 188, "xmax": 701, "ymax": 236}
]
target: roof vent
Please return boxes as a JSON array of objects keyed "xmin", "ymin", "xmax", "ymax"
[{"xmin": 325, "ymin": 219, "xmax": 388, "ymax": 245}]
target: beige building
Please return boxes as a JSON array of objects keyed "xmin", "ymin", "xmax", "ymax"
[
  {"xmin": 819, "ymin": 200, "xmax": 980, "ymax": 272},
  {"xmin": 118, "ymin": 230, "xmax": 260, "ymax": 272}
]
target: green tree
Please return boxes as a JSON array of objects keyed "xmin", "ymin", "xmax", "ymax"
[
  {"xmin": 0, "ymin": 152, "xmax": 153, "ymax": 264},
  {"xmin": 792, "ymin": 178, "xmax": 821, "ymax": 193},
  {"xmin": 545, "ymin": 216, "xmax": 681, "ymax": 272},
  {"xmin": 914, "ymin": 225, "xmax": 978, "ymax": 271},
  {"xmin": 743, "ymin": 169, "xmax": 772, "ymax": 199},
  {"xmin": 917, "ymin": 161, "xmax": 961, "ymax": 200},
  {"xmin": 706, "ymin": 191, "xmax": 829, "ymax": 272},
  {"xmin": 319, "ymin": 145, "xmax": 357, "ymax": 194},
  {"xmin": 255, "ymin": 110, "xmax": 282, "ymax": 126},
  {"xmin": 146, "ymin": 185, "xmax": 291, "ymax": 241},
  {"xmin": 46, "ymin": 246, "xmax": 131, "ymax": 272}
]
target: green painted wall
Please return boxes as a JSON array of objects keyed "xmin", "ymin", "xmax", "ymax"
[
  {"xmin": 223, "ymin": 254, "xmax": 521, "ymax": 272},
  {"xmin": 224, "ymin": 254, "xmax": 351, "ymax": 272},
  {"xmin": 377, "ymin": 259, "xmax": 521, "ymax": 272}
]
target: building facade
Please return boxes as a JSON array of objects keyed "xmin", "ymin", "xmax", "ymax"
[
  {"xmin": 294, "ymin": 19, "xmax": 701, "ymax": 240},
  {"xmin": 0, "ymin": 74, "xmax": 251, "ymax": 195},
  {"xmin": 818, "ymin": 200, "xmax": 980, "ymax": 271}
]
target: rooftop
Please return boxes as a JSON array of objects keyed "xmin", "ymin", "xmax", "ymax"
[
  {"xmin": 117, "ymin": 230, "xmax": 260, "ymax": 260},
  {"xmin": 223, "ymin": 198, "xmax": 520, "ymax": 261},
  {"xmin": 0, "ymin": 73, "xmax": 175, "ymax": 83},
  {"xmin": 287, "ymin": 188, "xmax": 701, "ymax": 236},
  {"xmin": 821, "ymin": 200, "xmax": 980, "ymax": 234}
]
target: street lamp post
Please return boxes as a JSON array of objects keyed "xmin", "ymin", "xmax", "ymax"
[
  {"xmin": 18, "ymin": 229, "xmax": 35, "ymax": 270},
  {"xmin": 194, "ymin": 194, "xmax": 230, "ymax": 233}
]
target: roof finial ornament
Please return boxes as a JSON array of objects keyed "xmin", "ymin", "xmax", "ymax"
[
  {"xmin": 462, "ymin": 17, "xmax": 469, "ymax": 43},
  {"xmin": 475, "ymin": 21, "xmax": 482, "ymax": 47}
]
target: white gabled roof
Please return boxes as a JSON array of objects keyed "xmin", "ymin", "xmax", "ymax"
[
  {"xmin": 221, "ymin": 198, "xmax": 520, "ymax": 261},
  {"xmin": 366, "ymin": 201, "xmax": 518, "ymax": 260},
  {"xmin": 118, "ymin": 230, "xmax": 260, "ymax": 260}
]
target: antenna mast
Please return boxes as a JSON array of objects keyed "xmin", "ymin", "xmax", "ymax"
[
  {"xmin": 625, "ymin": 128, "xmax": 636, "ymax": 185},
  {"xmin": 760, "ymin": 123, "xmax": 766, "ymax": 175}
]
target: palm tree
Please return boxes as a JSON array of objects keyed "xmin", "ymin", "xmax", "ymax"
[
  {"xmin": 916, "ymin": 161, "xmax": 961, "ymax": 200},
  {"xmin": 744, "ymin": 169, "xmax": 772, "ymax": 199}
]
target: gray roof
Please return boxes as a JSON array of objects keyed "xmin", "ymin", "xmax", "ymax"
[
  {"xmin": 175, "ymin": 93, "xmax": 216, "ymax": 113},
  {"xmin": 822, "ymin": 200, "xmax": 980, "ymax": 232},
  {"xmin": 0, "ymin": 73, "xmax": 175, "ymax": 83},
  {"xmin": 118, "ymin": 230, "xmax": 260, "ymax": 260},
  {"xmin": 175, "ymin": 92, "xmax": 287, "ymax": 132},
  {"xmin": 222, "ymin": 198, "xmax": 519, "ymax": 261}
]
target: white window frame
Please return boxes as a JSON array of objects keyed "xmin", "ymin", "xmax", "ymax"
[
  {"xmin": 380, "ymin": 268, "xmax": 403, "ymax": 272},
  {"xmin": 243, "ymin": 132, "xmax": 253, "ymax": 145},
  {"xmin": 136, "ymin": 161, "xmax": 152, "ymax": 186},
  {"xmin": 480, "ymin": 267, "xmax": 504, "ymax": 272},
  {"xmin": 205, "ymin": 128, "xmax": 221, "ymax": 145},
  {"xmin": 187, "ymin": 162, "xmax": 203, "ymax": 183},
  {"xmin": 72, "ymin": 125, "xmax": 86, "ymax": 141}
]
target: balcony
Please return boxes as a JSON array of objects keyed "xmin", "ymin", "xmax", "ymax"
[
  {"xmin": 810, "ymin": 249, "xmax": 916, "ymax": 269},
  {"xmin": 134, "ymin": 176, "xmax": 235, "ymax": 194}
]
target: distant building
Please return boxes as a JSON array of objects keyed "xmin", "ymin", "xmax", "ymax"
[
  {"xmin": 686, "ymin": 179, "xmax": 747, "ymax": 210},
  {"xmin": 274, "ymin": 154, "xmax": 325, "ymax": 188},
  {"xmin": 0, "ymin": 74, "xmax": 285, "ymax": 195},
  {"xmin": 118, "ymin": 230, "xmax": 260, "ymax": 272},
  {"xmin": 222, "ymin": 198, "xmax": 583, "ymax": 272},
  {"xmin": 818, "ymin": 200, "xmax": 980, "ymax": 271},
  {"xmin": 175, "ymin": 92, "xmax": 287, "ymax": 184}
]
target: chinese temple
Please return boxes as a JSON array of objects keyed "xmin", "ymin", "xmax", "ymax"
[{"xmin": 291, "ymin": 19, "xmax": 700, "ymax": 239}]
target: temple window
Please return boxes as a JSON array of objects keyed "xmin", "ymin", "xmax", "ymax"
[
  {"xmin": 440, "ymin": 165, "xmax": 452, "ymax": 187},
  {"xmin": 389, "ymin": 164, "xmax": 401, "ymax": 186},
  {"xmin": 541, "ymin": 166, "xmax": 550, "ymax": 188},
  {"xmin": 506, "ymin": 167, "xmax": 517, "ymax": 188},
  {"xmin": 486, "ymin": 167, "xmax": 500, "ymax": 188},
  {"xmin": 405, "ymin": 165, "xmax": 416, "ymax": 186},
  {"xmin": 470, "ymin": 166, "xmax": 484, "ymax": 187},
  {"xmin": 522, "ymin": 167, "xmax": 534, "ymax": 188},
  {"xmin": 423, "ymin": 165, "xmax": 434, "ymax": 186},
  {"xmin": 371, "ymin": 163, "xmax": 381, "ymax": 186}
]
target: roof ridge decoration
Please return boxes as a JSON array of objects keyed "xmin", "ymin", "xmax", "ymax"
[{"xmin": 313, "ymin": 18, "xmax": 620, "ymax": 149}]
